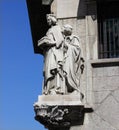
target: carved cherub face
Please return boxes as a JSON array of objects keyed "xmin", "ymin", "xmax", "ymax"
[{"xmin": 63, "ymin": 24, "xmax": 73, "ymax": 36}]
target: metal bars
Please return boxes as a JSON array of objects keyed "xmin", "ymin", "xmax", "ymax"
[{"xmin": 99, "ymin": 18, "xmax": 119, "ymax": 58}]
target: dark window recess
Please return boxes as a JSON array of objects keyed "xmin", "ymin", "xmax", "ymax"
[{"xmin": 98, "ymin": 1, "xmax": 119, "ymax": 59}]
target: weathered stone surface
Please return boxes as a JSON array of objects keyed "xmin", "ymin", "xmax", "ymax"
[
  {"xmin": 76, "ymin": 19, "xmax": 86, "ymax": 37},
  {"xmin": 93, "ymin": 66, "xmax": 119, "ymax": 77},
  {"xmin": 93, "ymin": 91, "xmax": 111, "ymax": 104},
  {"xmin": 112, "ymin": 88, "xmax": 119, "ymax": 102},
  {"xmin": 92, "ymin": 67, "xmax": 104, "ymax": 77},
  {"xmin": 34, "ymin": 95, "xmax": 83, "ymax": 106},
  {"xmin": 57, "ymin": 0, "xmax": 79, "ymax": 18},
  {"xmin": 103, "ymin": 66, "xmax": 119, "ymax": 77},
  {"xmin": 86, "ymin": 36, "xmax": 97, "ymax": 59},
  {"xmin": 34, "ymin": 103, "xmax": 85, "ymax": 129},
  {"xmin": 90, "ymin": 77, "xmax": 102, "ymax": 91},
  {"xmin": 93, "ymin": 76, "xmax": 119, "ymax": 91},
  {"xmin": 82, "ymin": 113, "xmax": 117, "ymax": 130},
  {"xmin": 85, "ymin": 15, "xmax": 98, "ymax": 60},
  {"xmin": 51, "ymin": 0, "xmax": 57, "ymax": 14},
  {"xmin": 106, "ymin": 76, "xmax": 119, "ymax": 90},
  {"xmin": 87, "ymin": 91, "xmax": 111, "ymax": 104},
  {"xmin": 86, "ymin": 16, "xmax": 97, "ymax": 36},
  {"xmin": 78, "ymin": 36, "xmax": 86, "ymax": 58},
  {"xmin": 86, "ymin": 90, "xmax": 94, "ymax": 105},
  {"xmin": 96, "ymin": 95, "xmax": 119, "ymax": 129},
  {"xmin": 92, "ymin": 104, "xmax": 101, "ymax": 111}
]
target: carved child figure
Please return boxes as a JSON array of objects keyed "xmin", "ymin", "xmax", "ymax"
[{"xmin": 62, "ymin": 24, "xmax": 84, "ymax": 97}]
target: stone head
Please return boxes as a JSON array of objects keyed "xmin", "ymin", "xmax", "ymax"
[
  {"xmin": 46, "ymin": 14, "xmax": 57, "ymax": 26},
  {"xmin": 63, "ymin": 24, "xmax": 73, "ymax": 36}
]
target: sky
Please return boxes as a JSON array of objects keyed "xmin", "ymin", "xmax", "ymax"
[{"xmin": 1, "ymin": 0, "xmax": 45, "ymax": 130}]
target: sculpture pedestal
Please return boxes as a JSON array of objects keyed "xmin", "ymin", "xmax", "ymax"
[{"xmin": 34, "ymin": 95, "xmax": 85, "ymax": 130}]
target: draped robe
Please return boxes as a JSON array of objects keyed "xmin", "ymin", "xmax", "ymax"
[
  {"xmin": 63, "ymin": 35, "xmax": 83, "ymax": 93},
  {"xmin": 38, "ymin": 25, "xmax": 64, "ymax": 94}
]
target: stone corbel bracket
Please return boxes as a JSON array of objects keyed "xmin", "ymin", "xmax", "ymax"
[
  {"xmin": 34, "ymin": 95, "xmax": 93, "ymax": 129},
  {"xmin": 34, "ymin": 104, "xmax": 93, "ymax": 129}
]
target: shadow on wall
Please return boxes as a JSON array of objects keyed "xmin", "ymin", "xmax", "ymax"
[
  {"xmin": 26, "ymin": 0, "xmax": 51, "ymax": 53},
  {"xmin": 77, "ymin": 0, "xmax": 97, "ymax": 20},
  {"xmin": 26, "ymin": 0, "xmax": 97, "ymax": 54}
]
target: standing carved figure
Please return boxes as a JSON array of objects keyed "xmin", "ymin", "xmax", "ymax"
[
  {"xmin": 38, "ymin": 14, "xmax": 64, "ymax": 95},
  {"xmin": 38, "ymin": 14, "xmax": 84, "ymax": 97},
  {"xmin": 62, "ymin": 24, "xmax": 84, "ymax": 95}
]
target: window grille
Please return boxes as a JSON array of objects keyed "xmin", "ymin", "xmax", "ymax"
[
  {"xmin": 98, "ymin": 1, "xmax": 119, "ymax": 59},
  {"xmin": 99, "ymin": 18, "xmax": 119, "ymax": 58}
]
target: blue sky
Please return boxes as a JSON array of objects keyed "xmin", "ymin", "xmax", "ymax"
[{"xmin": 1, "ymin": 0, "xmax": 45, "ymax": 130}]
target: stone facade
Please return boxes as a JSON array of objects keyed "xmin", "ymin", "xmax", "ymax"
[
  {"xmin": 51, "ymin": 0, "xmax": 119, "ymax": 130},
  {"xmin": 85, "ymin": 59, "xmax": 119, "ymax": 130},
  {"xmin": 26, "ymin": 0, "xmax": 119, "ymax": 129}
]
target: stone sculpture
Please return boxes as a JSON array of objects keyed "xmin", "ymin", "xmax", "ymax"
[
  {"xmin": 38, "ymin": 14, "xmax": 84, "ymax": 96},
  {"xmin": 62, "ymin": 24, "xmax": 84, "ymax": 95},
  {"xmin": 33, "ymin": 14, "xmax": 93, "ymax": 130}
]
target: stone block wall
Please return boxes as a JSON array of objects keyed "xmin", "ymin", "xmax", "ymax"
[{"xmin": 84, "ymin": 60, "xmax": 119, "ymax": 130}]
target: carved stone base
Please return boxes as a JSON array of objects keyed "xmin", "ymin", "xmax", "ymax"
[
  {"xmin": 34, "ymin": 95, "xmax": 86, "ymax": 129},
  {"xmin": 34, "ymin": 104, "xmax": 84, "ymax": 129}
]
